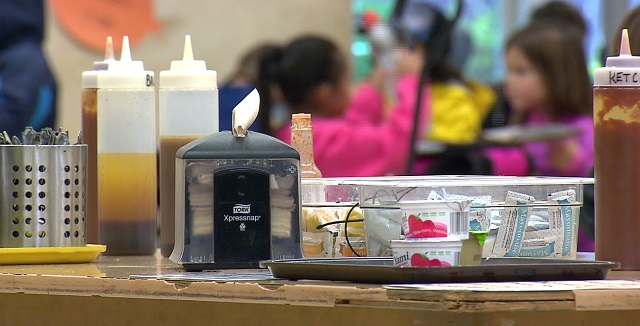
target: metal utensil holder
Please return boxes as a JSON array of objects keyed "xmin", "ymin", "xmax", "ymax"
[{"xmin": 0, "ymin": 145, "xmax": 87, "ymax": 247}]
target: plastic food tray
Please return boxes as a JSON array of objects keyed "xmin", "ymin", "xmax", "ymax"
[
  {"xmin": 261, "ymin": 257, "xmax": 619, "ymax": 284},
  {"xmin": 0, "ymin": 244, "xmax": 106, "ymax": 265}
]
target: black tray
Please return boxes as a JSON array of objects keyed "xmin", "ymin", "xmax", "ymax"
[{"xmin": 260, "ymin": 258, "xmax": 620, "ymax": 284}]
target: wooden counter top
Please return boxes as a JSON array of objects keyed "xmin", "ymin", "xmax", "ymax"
[{"xmin": 1, "ymin": 252, "xmax": 640, "ymax": 324}]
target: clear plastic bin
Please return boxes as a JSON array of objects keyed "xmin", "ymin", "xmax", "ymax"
[{"xmin": 301, "ymin": 176, "xmax": 593, "ymax": 260}]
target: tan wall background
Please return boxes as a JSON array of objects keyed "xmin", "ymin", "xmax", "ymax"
[{"xmin": 43, "ymin": 0, "xmax": 352, "ymax": 136}]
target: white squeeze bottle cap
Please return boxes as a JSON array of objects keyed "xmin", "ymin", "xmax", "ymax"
[
  {"xmin": 82, "ymin": 36, "xmax": 116, "ymax": 88},
  {"xmin": 100, "ymin": 36, "xmax": 154, "ymax": 88},
  {"xmin": 159, "ymin": 35, "xmax": 217, "ymax": 89},
  {"xmin": 594, "ymin": 29, "xmax": 640, "ymax": 86}
]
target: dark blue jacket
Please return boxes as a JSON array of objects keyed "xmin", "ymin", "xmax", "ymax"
[{"xmin": 0, "ymin": 0, "xmax": 56, "ymax": 137}]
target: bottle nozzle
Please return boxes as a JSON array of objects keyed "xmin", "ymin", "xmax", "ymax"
[
  {"xmin": 603, "ymin": 29, "xmax": 640, "ymax": 67},
  {"xmin": 621, "ymin": 29, "xmax": 632, "ymax": 56},
  {"xmin": 121, "ymin": 36, "xmax": 132, "ymax": 61},
  {"xmin": 89, "ymin": 36, "xmax": 116, "ymax": 70},
  {"xmin": 105, "ymin": 36, "xmax": 115, "ymax": 61},
  {"xmin": 160, "ymin": 35, "xmax": 217, "ymax": 89},
  {"xmin": 107, "ymin": 35, "xmax": 144, "ymax": 72},
  {"xmin": 183, "ymin": 35, "xmax": 194, "ymax": 61},
  {"xmin": 166, "ymin": 35, "xmax": 207, "ymax": 71}
]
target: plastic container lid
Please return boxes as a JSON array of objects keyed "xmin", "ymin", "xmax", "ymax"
[
  {"xmin": 159, "ymin": 35, "xmax": 217, "ymax": 89},
  {"xmin": 594, "ymin": 29, "xmax": 640, "ymax": 86}
]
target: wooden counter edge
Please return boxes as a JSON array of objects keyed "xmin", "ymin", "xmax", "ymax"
[
  {"xmin": 575, "ymin": 289, "xmax": 640, "ymax": 311},
  {"xmin": 5, "ymin": 272, "xmax": 640, "ymax": 313},
  {"xmin": 0, "ymin": 273, "xmax": 391, "ymax": 308},
  {"xmin": 0, "ymin": 272, "xmax": 579, "ymax": 313}
]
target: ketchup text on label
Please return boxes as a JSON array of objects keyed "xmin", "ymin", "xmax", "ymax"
[{"xmin": 609, "ymin": 71, "xmax": 640, "ymax": 84}]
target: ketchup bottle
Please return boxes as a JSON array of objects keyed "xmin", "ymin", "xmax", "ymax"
[{"xmin": 594, "ymin": 29, "xmax": 640, "ymax": 269}]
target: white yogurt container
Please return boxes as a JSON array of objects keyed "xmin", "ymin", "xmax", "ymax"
[
  {"xmin": 399, "ymin": 200, "xmax": 471, "ymax": 240},
  {"xmin": 390, "ymin": 239, "xmax": 462, "ymax": 267}
]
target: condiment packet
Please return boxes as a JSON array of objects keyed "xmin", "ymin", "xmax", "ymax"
[
  {"xmin": 519, "ymin": 229, "xmax": 562, "ymax": 258},
  {"xmin": 334, "ymin": 236, "xmax": 367, "ymax": 257},
  {"xmin": 491, "ymin": 190, "xmax": 535, "ymax": 257},
  {"xmin": 526, "ymin": 213, "xmax": 550, "ymax": 232},
  {"xmin": 302, "ymin": 234, "xmax": 327, "ymax": 258},
  {"xmin": 548, "ymin": 188, "xmax": 577, "ymax": 257},
  {"xmin": 331, "ymin": 208, "xmax": 367, "ymax": 257}
]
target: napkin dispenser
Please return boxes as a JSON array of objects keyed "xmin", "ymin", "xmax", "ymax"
[{"xmin": 170, "ymin": 90, "xmax": 303, "ymax": 270}]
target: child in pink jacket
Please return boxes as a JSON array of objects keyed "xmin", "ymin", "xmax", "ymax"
[
  {"xmin": 487, "ymin": 23, "xmax": 593, "ymax": 178},
  {"xmin": 256, "ymin": 35, "xmax": 429, "ymax": 177}
]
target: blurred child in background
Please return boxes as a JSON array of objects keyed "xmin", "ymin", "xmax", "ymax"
[
  {"xmin": 218, "ymin": 43, "xmax": 279, "ymax": 132},
  {"xmin": 487, "ymin": 23, "xmax": 593, "ymax": 177},
  {"xmin": 351, "ymin": 0, "xmax": 496, "ymax": 175},
  {"xmin": 256, "ymin": 34, "xmax": 430, "ymax": 177},
  {"xmin": 485, "ymin": 23, "xmax": 593, "ymax": 251},
  {"xmin": 487, "ymin": 0, "xmax": 589, "ymax": 129},
  {"xmin": 389, "ymin": 0, "xmax": 495, "ymax": 147}
]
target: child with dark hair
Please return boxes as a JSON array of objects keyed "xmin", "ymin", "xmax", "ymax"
[
  {"xmin": 487, "ymin": 23, "xmax": 593, "ymax": 177},
  {"xmin": 490, "ymin": 1, "xmax": 588, "ymax": 129},
  {"xmin": 256, "ymin": 34, "xmax": 430, "ymax": 177}
]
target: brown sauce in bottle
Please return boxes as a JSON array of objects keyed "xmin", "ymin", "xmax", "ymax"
[
  {"xmin": 594, "ymin": 87, "xmax": 640, "ymax": 270},
  {"xmin": 81, "ymin": 88, "xmax": 99, "ymax": 244}
]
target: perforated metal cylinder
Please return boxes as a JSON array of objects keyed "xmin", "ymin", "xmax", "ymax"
[{"xmin": 0, "ymin": 145, "xmax": 87, "ymax": 247}]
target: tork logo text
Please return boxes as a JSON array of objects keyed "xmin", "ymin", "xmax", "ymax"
[
  {"xmin": 224, "ymin": 204, "xmax": 261, "ymax": 222},
  {"xmin": 233, "ymin": 204, "xmax": 251, "ymax": 214}
]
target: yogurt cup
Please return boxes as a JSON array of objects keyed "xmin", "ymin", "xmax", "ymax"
[
  {"xmin": 390, "ymin": 239, "xmax": 462, "ymax": 267},
  {"xmin": 399, "ymin": 200, "xmax": 471, "ymax": 240}
]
